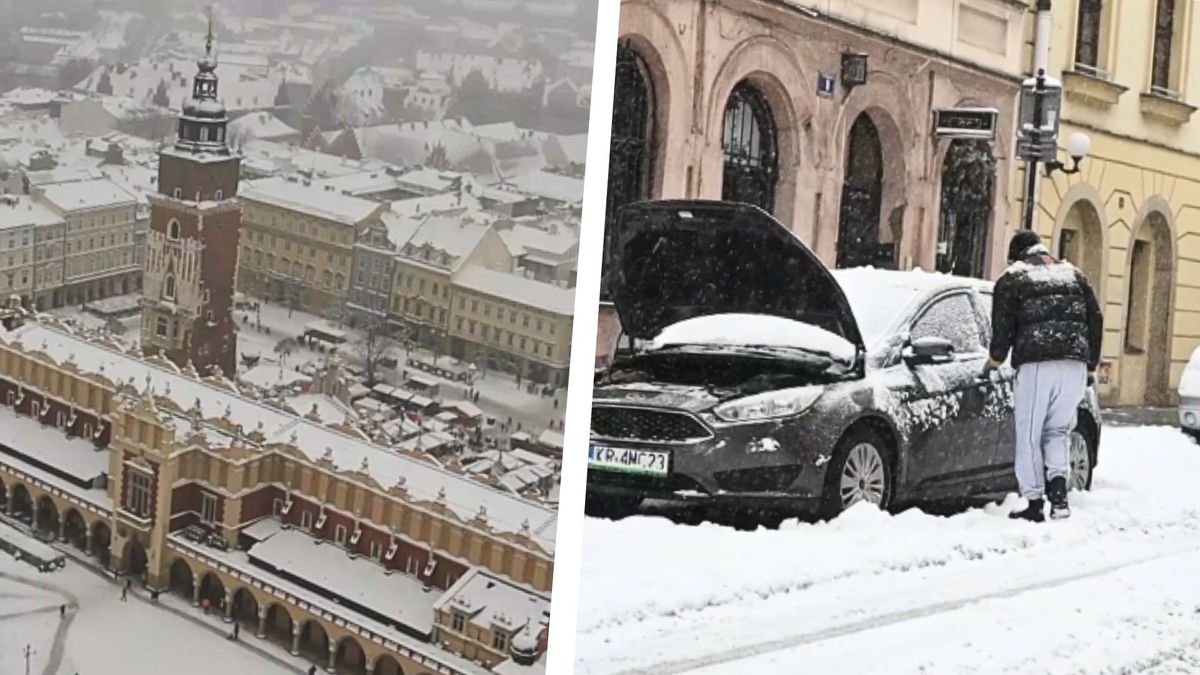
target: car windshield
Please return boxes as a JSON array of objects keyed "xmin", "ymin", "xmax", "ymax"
[{"xmin": 832, "ymin": 270, "xmax": 925, "ymax": 348}]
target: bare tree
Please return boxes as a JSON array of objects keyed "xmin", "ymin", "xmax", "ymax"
[{"xmin": 356, "ymin": 313, "xmax": 400, "ymax": 387}]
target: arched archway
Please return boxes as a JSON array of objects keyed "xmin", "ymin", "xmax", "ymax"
[
  {"xmin": 264, "ymin": 603, "xmax": 294, "ymax": 650},
  {"xmin": 232, "ymin": 587, "xmax": 259, "ymax": 629},
  {"xmin": 298, "ymin": 619, "xmax": 330, "ymax": 665},
  {"xmin": 721, "ymin": 80, "xmax": 778, "ymax": 213},
  {"xmin": 90, "ymin": 521, "xmax": 111, "ymax": 566},
  {"xmin": 334, "ymin": 636, "xmax": 368, "ymax": 674},
  {"xmin": 63, "ymin": 509, "xmax": 87, "ymax": 550},
  {"xmin": 837, "ymin": 113, "xmax": 886, "ymax": 269},
  {"xmin": 34, "ymin": 495, "xmax": 59, "ymax": 538},
  {"xmin": 10, "ymin": 484, "xmax": 32, "ymax": 523},
  {"xmin": 0, "ymin": 476, "xmax": 7, "ymax": 512},
  {"xmin": 1121, "ymin": 208, "xmax": 1175, "ymax": 405},
  {"xmin": 168, "ymin": 558, "xmax": 195, "ymax": 599},
  {"xmin": 1055, "ymin": 197, "xmax": 1106, "ymax": 293},
  {"xmin": 123, "ymin": 538, "xmax": 148, "ymax": 578},
  {"xmin": 373, "ymin": 655, "xmax": 404, "ymax": 675},
  {"xmin": 603, "ymin": 40, "xmax": 658, "ymax": 298},
  {"xmin": 937, "ymin": 139, "xmax": 996, "ymax": 278},
  {"xmin": 198, "ymin": 571, "xmax": 226, "ymax": 611}
]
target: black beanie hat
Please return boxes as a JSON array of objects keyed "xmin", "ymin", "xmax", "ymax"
[{"xmin": 1007, "ymin": 230, "xmax": 1042, "ymax": 262}]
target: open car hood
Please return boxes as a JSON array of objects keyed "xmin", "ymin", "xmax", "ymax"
[{"xmin": 610, "ymin": 200, "xmax": 865, "ymax": 357}]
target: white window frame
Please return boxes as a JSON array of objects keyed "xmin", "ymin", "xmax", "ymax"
[
  {"xmin": 334, "ymin": 524, "xmax": 347, "ymax": 545},
  {"xmin": 301, "ymin": 510, "xmax": 313, "ymax": 530},
  {"xmin": 201, "ymin": 492, "xmax": 218, "ymax": 524}
]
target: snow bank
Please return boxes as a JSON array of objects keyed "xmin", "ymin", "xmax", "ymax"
[
  {"xmin": 648, "ymin": 314, "xmax": 856, "ymax": 363},
  {"xmin": 575, "ymin": 425, "xmax": 1200, "ymax": 674}
]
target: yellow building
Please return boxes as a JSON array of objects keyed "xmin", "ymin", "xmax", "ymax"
[
  {"xmin": 238, "ymin": 177, "xmax": 385, "ymax": 315},
  {"xmin": 1026, "ymin": 0, "xmax": 1200, "ymax": 406}
]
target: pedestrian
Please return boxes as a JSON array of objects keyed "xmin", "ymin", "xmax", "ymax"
[
  {"xmin": 59, "ymin": 604, "xmax": 65, "ymax": 617},
  {"xmin": 983, "ymin": 230, "xmax": 1103, "ymax": 522},
  {"xmin": 202, "ymin": 597, "xmax": 210, "ymax": 615},
  {"xmin": 120, "ymin": 586, "xmax": 127, "ymax": 601},
  {"xmin": 308, "ymin": 666, "xmax": 317, "ymax": 675},
  {"xmin": 233, "ymin": 622, "xmax": 240, "ymax": 639}
]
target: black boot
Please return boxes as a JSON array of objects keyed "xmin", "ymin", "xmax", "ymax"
[
  {"xmin": 1047, "ymin": 476, "xmax": 1070, "ymax": 520},
  {"xmin": 1009, "ymin": 498, "xmax": 1045, "ymax": 522}
]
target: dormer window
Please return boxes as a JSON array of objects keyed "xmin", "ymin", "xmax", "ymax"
[
  {"xmin": 173, "ymin": 188, "xmax": 182, "ymax": 199},
  {"xmin": 166, "ymin": 219, "xmax": 181, "ymax": 241}
]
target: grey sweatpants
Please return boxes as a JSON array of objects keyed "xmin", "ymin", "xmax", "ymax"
[{"xmin": 1013, "ymin": 359, "xmax": 1088, "ymax": 499}]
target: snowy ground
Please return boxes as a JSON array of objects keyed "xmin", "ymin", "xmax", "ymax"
[
  {"xmin": 575, "ymin": 425, "xmax": 1200, "ymax": 675},
  {"xmin": 0, "ymin": 553, "xmax": 297, "ymax": 674}
]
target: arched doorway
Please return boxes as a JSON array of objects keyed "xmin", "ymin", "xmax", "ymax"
[
  {"xmin": 198, "ymin": 571, "xmax": 226, "ymax": 612},
  {"xmin": 63, "ymin": 509, "xmax": 87, "ymax": 550},
  {"xmin": 937, "ymin": 139, "xmax": 996, "ymax": 278},
  {"xmin": 91, "ymin": 521, "xmax": 111, "ymax": 566},
  {"xmin": 35, "ymin": 495, "xmax": 59, "ymax": 538},
  {"xmin": 1121, "ymin": 210, "xmax": 1175, "ymax": 405},
  {"xmin": 603, "ymin": 40, "xmax": 657, "ymax": 298},
  {"xmin": 123, "ymin": 538, "xmax": 148, "ymax": 578},
  {"xmin": 837, "ymin": 114, "xmax": 887, "ymax": 269},
  {"xmin": 168, "ymin": 558, "xmax": 195, "ymax": 599},
  {"xmin": 374, "ymin": 655, "xmax": 404, "ymax": 675},
  {"xmin": 0, "ymin": 477, "xmax": 7, "ymax": 512},
  {"xmin": 334, "ymin": 636, "xmax": 368, "ymax": 674},
  {"xmin": 232, "ymin": 587, "xmax": 259, "ymax": 629},
  {"xmin": 10, "ymin": 484, "xmax": 32, "ymax": 523},
  {"xmin": 721, "ymin": 80, "xmax": 778, "ymax": 213},
  {"xmin": 264, "ymin": 604, "xmax": 294, "ymax": 650},
  {"xmin": 298, "ymin": 619, "xmax": 330, "ymax": 665},
  {"xmin": 1057, "ymin": 200, "xmax": 1105, "ymax": 292}
]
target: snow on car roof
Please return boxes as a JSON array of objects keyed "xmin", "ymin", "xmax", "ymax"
[
  {"xmin": 832, "ymin": 267, "xmax": 992, "ymax": 347},
  {"xmin": 1, "ymin": 321, "xmax": 558, "ymax": 553}
]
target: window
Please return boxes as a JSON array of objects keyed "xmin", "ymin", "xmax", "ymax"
[
  {"xmin": 215, "ymin": 190, "xmax": 223, "ymax": 201},
  {"xmin": 1126, "ymin": 240, "xmax": 1151, "ymax": 352},
  {"xmin": 456, "ymin": 317, "xmax": 464, "ymax": 331},
  {"xmin": 272, "ymin": 498, "xmax": 284, "ymax": 515},
  {"xmin": 56, "ymin": 411, "xmax": 66, "ymax": 428},
  {"xmin": 406, "ymin": 556, "xmax": 419, "ymax": 575},
  {"xmin": 1151, "ymin": 0, "xmax": 1184, "ymax": 95},
  {"xmin": 606, "ymin": 42, "xmax": 657, "ymax": 301},
  {"xmin": 301, "ymin": 511, "xmax": 314, "ymax": 530},
  {"xmin": 334, "ymin": 524, "xmax": 347, "ymax": 545},
  {"xmin": 163, "ymin": 274, "xmax": 175, "ymax": 300},
  {"xmin": 173, "ymin": 187, "xmax": 182, "ymax": 199},
  {"xmin": 1074, "ymin": 0, "xmax": 1107, "ymax": 74},
  {"xmin": 509, "ymin": 310, "xmax": 516, "ymax": 323},
  {"xmin": 201, "ymin": 493, "xmax": 217, "ymax": 523},
  {"xmin": 722, "ymin": 80, "xmax": 778, "ymax": 213},
  {"xmin": 492, "ymin": 631, "xmax": 509, "ymax": 651},
  {"xmin": 126, "ymin": 470, "xmax": 153, "ymax": 517},
  {"xmin": 155, "ymin": 316, "xmax": 167, "ymax": 337},
  {"xmin": 452, "ymin": 613, "xmax": 466, "ymax": 633},
  {"xmin": 910, "ymin": 294, "xmax": 985, "ymax": 355},
  {"xmin": 459, "ymin": 297, "xmax": 465, "ymax": 310},
  {"xmin": 370, "ymin": 541, "xmax": 382, "ymax": 560},
  {"xmin": 30, "ymin": 401, "xmax": 39, "ymax": 418}
]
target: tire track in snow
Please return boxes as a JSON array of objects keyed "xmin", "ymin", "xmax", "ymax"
[{"xmin": 614, "ymin": 542, "xmax": 1200, "ymax": 675}]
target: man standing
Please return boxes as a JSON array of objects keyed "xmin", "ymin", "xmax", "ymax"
[{"xmin": 984, "ymin": 230, "xmax": 1103, "ymax": 522}]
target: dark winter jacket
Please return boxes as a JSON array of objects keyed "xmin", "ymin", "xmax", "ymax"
[{"xmin": 989, "ymin": 246, "xmax": 1103, "ymax": 370}]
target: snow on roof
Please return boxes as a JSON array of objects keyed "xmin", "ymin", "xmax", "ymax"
[
  {"xmin": 556, "ymin": 133, "xmax": 587, "ymax": 166},
  {"xmin": 453, "ymin": 266, "xmax": 575, "ymax": 316},
  {"xmin": 434, "ymin": 567, "xmax": 550, "ymax": 636},
  {"xmin": 536, "ymin": 430, "xmax": 564, "ymax": 450},
  {"xmin": 39, "ymin": 178, "xmax": 137, "ymax": 213},
  {"xmin": 414, "ymin": 51, "xmax": 543, "ymax": 93},
  {"xmin": 287, "ymin": 393, "xmax": 357, "ymax": 425},
  {"xmin": 249, "ymin": 527, "xmax": 440, "ymax": 634},
  {"xmin": 0, "ymin": 406, "xmax": 108, "ymax": 484},
  {"xmin": 832, "ymin": 267, "xmax": 993, "ymax": 347},
  {"xmin": 314, "ymin": 171, "xmax": 403, "ymax": 198},
  {"xmin": 379, "ymin": 209, "xmax": 423, "ymax": 250},
  {"xmin": 394, "ymin": 168, "xmax": 468, "ymax": 195},
  {"xmin": 25, "ymin": 167, "xmax": 105, "ymax": 188},
  {"xmin": 242, "ymin": 177, "xmax": 382, "ymax": 225},
  {"xmin": 240, "ymin": 364, "xmax": 310, "ymax": 390},
  {"xmin": 499, "ymin": 223, "xmax": 577, "ymax": 259},
  {"xmin": 443, "ymin": 399, "xmax": 483, "ymax": 419},
  {"xmin": 400, "ymin": 214, "xmax": 495, "ymax": 271},
  {"xmin": 0, "ymin": 321, "xmax": 558, "ymax": 552},
  {"xmin": 504, "ymin": 171, "xmax": 583, "ymax": 204},
  {"xmin": 228, "ymin": 111, "xmax": 297, "ymax": 142},
  {"xmin": 0, "ymin": 195, "xmax": 65, "ymax": 232}
]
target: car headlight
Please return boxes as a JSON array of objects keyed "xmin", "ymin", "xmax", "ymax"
[
  {"xmin": 713, "ymin": 386, "xmax": 825, "ymax": 423},
  {"xmin": 1186, "ymin": 411, "xmax": 1197, "ymax": 427}
]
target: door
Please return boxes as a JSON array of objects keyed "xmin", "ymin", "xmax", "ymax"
[
  {"xmin": 900, "ymin": 292, "xmax": 1000, "ymax": 494},
  {"xmin": 975, "ymin": 290, "xmax": 1020, "ymax": 491}
]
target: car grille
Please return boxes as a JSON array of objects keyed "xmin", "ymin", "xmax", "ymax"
[
  {"xmin": 590, "ymin": 406, "xmax": 711, "ymax": 443},
  {"xmin": 714, "ymin": 466, "xmax": 803, "ymax": 493}
]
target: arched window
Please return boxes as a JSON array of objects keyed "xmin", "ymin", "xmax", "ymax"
[
  {"xmin": 837, "ymin": 114, "xmax": 885, "ymax": 269},
  {"xmin": 172, "ymin": 188, "xmax": 182, "ymax": 199},
  {"xmin": 603, "ymin": 41, "xmax": 656, "ymax": 299},
  {"xmin": 166, "ymin": 219, "xmax": 181, "ymax": 241},
  {"xmin": 721, "ymin": 81, "xmax": 778, "ymax": 213},
  {"xmin": 322, "ymin": 270, "xmax": 332, "ymax": 287},
  {"xmin": 335, "ymin": 273, "xmax": 344, "ymax": 290},
  {"xmin": 163, "ymin": 274, "xmax": 176, "ymax": 301}
]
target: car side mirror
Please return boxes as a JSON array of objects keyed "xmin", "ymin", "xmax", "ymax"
[{"xmin": 904, "ymin": 336, "xmax": 955, "ymax": 365}]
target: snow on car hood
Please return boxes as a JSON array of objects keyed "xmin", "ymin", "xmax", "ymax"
[
  {"xmin": 609, "ymin": 200, "xmax": 865, "ymax": 356},
  {"xmin": 591, "ymin": 382, "xmax": 722, "ymax": 413},
  {"xmin": 646, "ymin": 313, "xmax": 857, "ymax": 365},
  {"xmin": 1180, "ymin": 346, "xmax": 1200, "ymax": 398}
]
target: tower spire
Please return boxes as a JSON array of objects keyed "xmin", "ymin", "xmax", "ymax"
[{"xmin": 205, "ymin": 5, "xmax": 214, "ymax": 58}]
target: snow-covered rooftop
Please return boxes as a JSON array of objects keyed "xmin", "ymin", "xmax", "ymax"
[
  {"xmin": 434, "ymin": 567, "xmax": 550, "ymax": 636},
  {"xmin": 0, "ymin": 196, "xmax": 64, "ymax": 232},
  {"xmin": 400, "ymin": 214, "xmax": 495, "ymax": 271},
  {"xmin": 0, "ymin": 407, "xmax": 108, "ymax": 485},
  {"xmin": 0, "ymin": 322, "xmax": 558, "ymax": 553},
  {"xmin": 242, "ymin": 177, "xmax": 382, "ymax": 225},
  {"xmin": 503, "ymin": 171, "xmax": 583, "ymax": 204},
  {"xmin": 499, "ymin": 223, "xmax": 578, "ymax": 259},
  {"xmin": 453, "ymin": 266, "xmax": 574, "ymax": 316}
]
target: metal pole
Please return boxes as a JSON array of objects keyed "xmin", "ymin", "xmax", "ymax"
[{"xmin": 1023, "ymin": 0, "xmax": 1054, "ymax": 231}]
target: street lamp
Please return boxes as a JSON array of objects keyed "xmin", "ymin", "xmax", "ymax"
[{"xmin": 1044, "ymin": 131, "xmax": 1092, "ymax": 176}]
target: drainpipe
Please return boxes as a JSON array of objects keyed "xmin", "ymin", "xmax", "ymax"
[{"xmin": 1021, "ymin": 0, "xmax": 1054, "ymax": 230}]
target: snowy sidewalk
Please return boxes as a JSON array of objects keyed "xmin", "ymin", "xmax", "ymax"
[{"xmin": 575, "ymin": 425, "xmax": 1200, "ymax": 675}]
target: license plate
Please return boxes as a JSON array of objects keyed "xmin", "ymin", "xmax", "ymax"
[{"xmin": 588, "ymin": 444, "xmax": 669, "ymax": 476}]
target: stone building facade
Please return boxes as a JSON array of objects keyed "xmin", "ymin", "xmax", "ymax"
[{"xmin": 604, "ymin": 0, "xmax": 1028, "ymax": 293}]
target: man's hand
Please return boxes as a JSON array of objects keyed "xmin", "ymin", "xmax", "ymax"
[
  {"xmin": 1087, "ymin": 370, "xmax": 1096, "ymax": 387},
  {"xmin": 979, "ymin": 358, "xmax": 1002, "ymax": 380}
]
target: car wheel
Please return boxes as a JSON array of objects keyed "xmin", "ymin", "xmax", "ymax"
[
  {"xmin": 584, "ymin": 494, "xmax": 642, "ymax": 520},
  {"xmin": 1069, "ymin": 426, "xmax": 1094, "ymax": 492},
  {"xmin": 820, "ymin": 427, "xmax": 893, "ymax": 518}
]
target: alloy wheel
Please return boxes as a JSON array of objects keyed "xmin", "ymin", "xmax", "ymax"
[
  {"xmin": 840, "ymin": 442, "xmax": 887, "ymax": 508},
  {"xmin": 1068, "ymin": 430, "xmax": 1091, "ymax": 492}
]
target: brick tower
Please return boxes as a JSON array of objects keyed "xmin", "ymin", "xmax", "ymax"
[{"xmin": 141, "ymin": 8, "xmax": 241, "ymax": 377}]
